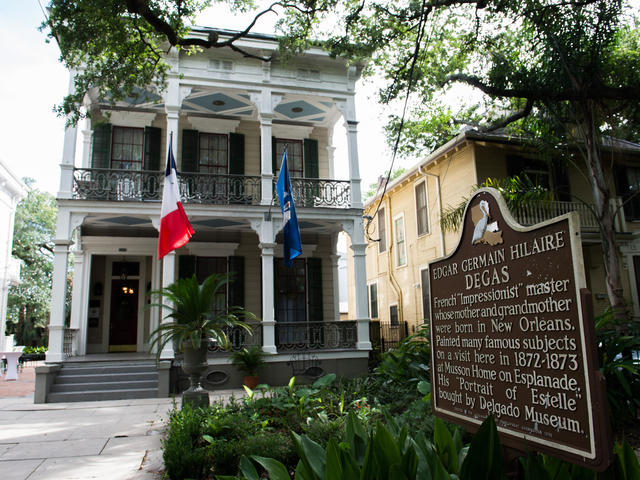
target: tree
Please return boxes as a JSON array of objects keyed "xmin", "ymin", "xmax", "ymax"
[
  {"xmin": 43, "ymin": 0, "xmax": 298, "ymax": 125},
  {"xmin": 6, "ymin": 180, "xmax": 57, "ymax": 346},
  {"xmin": 281, "ymin": 0, "xmax": 640, "ymax": 311}
]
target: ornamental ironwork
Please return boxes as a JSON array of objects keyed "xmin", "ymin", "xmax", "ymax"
[
  {"xmin": 274, "ymin": 177, "xmax": 351, "ymax": 208},
  {"xmin": 207, "ymin": 323, "xmax": 262, "ymax": 353},
  {"xmin": 180, "ymin": 172, "xmax": 261, "ymax": 205},
  {"xmin": 72, "ymin": 168, "xmax": 261, "ymax": 205},
  {"xmin": 276, "ymin": 321, "xmax": 357, "ymax": 351}
]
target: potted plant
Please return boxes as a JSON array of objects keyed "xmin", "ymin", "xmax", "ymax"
[
  {"xmin": 230, "ymin": 346, "xmax": 266, "ymax": 388},
  {"xmin": 148, "ymin": 273, "xmax": 258, "ymax": 407}
]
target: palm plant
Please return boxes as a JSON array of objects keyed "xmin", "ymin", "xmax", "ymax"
[
  {"xmin": 148, "ymin": 273, "xmax": 259, "ymax": 407},
  {"xmin": 148, "ymin": 273, "xmax": 257, "ymax": 355}
]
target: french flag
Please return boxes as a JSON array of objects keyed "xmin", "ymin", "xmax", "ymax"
[{"xmin": 158, "ymin": 137, "xmax": 194, "ymax": 259}]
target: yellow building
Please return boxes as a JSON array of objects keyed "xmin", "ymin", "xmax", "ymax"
[{"xmin": 349, "ymin": 130, "xmax": 640, "ymax": 336}]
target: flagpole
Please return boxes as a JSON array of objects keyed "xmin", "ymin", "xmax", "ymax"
[{"xmin": 266, "ymin": 144, "xmax": 287, "ymax": 221}]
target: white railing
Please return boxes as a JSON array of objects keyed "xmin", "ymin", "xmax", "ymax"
[{"xmin": 513, "ymin": 201, "xmax": 600, "ymax": 230}]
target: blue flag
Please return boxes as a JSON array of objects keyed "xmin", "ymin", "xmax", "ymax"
[{"xmin": 276, "ymin": 151, "xmax": 302, "ymax": 267}]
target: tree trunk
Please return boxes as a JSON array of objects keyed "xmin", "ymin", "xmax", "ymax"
[{"xmin": 579, "ymin": 102, "xmax": 626, "ymax": 313}]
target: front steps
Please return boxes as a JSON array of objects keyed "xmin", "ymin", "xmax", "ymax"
[{"xmin": 47, "ymin": 360, "xmax": 160, "ymax": 403}]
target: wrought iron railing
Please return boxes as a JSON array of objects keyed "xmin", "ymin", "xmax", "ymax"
[
  {"xmin": 370, "ymin": 321, "xmax": 409, "ymax": 353},
  {"xmin": 72, "ymin": 168, "xmax": 261, "ymax": 205},
  {"xmin": 512, "ymin": 201, "xmax": 600, "ymax": 230},
  {"xmin": 64, "ymin": 328, "xmax": 78, "ymax": 356},
  {"xmin": 180, "ymin": 172, "xmax": 261, "ymax": 205},
  {"xmin": 274, "ymin": 177, "xmax": 351, "ymax": 208},
  {"xmin": 276, "ymin": 321, "xmax": 357, "ymax": 351},
  {"xmin": 207, "ymin": 323, "xmax": 263, "ymax": 353}
]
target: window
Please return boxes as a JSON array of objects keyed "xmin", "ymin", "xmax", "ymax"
[
  {"xmin": 275, "ymin": 139, "xmax": 304, "ymax": 178},
  {"xmin": 507, "ymin": 155, "xmax": 550, "ymax": 189},
  {"xmin": 415, "ymin": 181, "xmax": 429, "ymax": 236},
  {"xmin": 378, "ymin": 208, "xmax": 387, "ymax": 253},
  {"xmin": 420, "ymin": 268, "xmax": 430, "ymax": 322},
  {"xmin": 389, "ymin": 305, "xmax": 399, "ymax": 326},
  {"xmin": 195, "ymin": 257, "xmax": 227, "ymax": 317},
  {"xmin": 198, "ymin": 133, "xmax": 228, "ymax": 174},
  {"xmin": 369, "ymin": 283, "xmax": 378, "ymax": 319},
  {"xmin": 615, "ymin": 165, "xmax": 640, "ymax": 220},
  {"xmin": 275, "ymin": 258, "xmax": 307, "ymax": 323},
  {"xmin": 111, "ymin": 127, "xmax": 144, "ymax": 170},
  {"xmin": 394, "ymin": 215, "xmax": 407, "ymax": 267}
]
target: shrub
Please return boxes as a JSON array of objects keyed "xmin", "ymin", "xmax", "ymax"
[{"xmin": 163, "ymin": 405, "xmax": 213, "ymax": 480}]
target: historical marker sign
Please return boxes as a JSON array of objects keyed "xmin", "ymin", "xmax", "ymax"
[{"xmin": 429, "ymin": 188, "xmax": 611, "ymax": 469}]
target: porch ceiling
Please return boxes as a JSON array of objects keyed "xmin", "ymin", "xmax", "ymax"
[
  {"xmin": 80, "ymin": 214, "xmax": 346, "ymax": 236},
  {"xmin": 105, "ymin": 88, "xmax": 339, "ymax": 126}
]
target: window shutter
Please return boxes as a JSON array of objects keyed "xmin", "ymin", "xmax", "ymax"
[
  {"xmin": 178, "ymin": 255, "xmax": 196, "ymax": 279},
  {"xmin": 91, "ymin": 123, "xmax": 111, "ymax": 169},
  {"xmin": 228, "ymin": 256, "xmax": 245, "ymax": 308},
  {"xmin": 304, "ymin": 138, "xmax": 319, "ymax": 178},
  {"xmin": 552, "ymin": 162, "xmax": 571, "ymax": 201},
  {"xmin": 181, "ymin": 130, "xmax": 199, "ymax": 172},
  {"xmin": 143, "ymin": 127, "xmax": 162, "ymax": 171},
  {"xmin": 229, "ymin": 133, "xmax": 245, "ymax": 175},
  {"xmin": 307, "ymin": 258, "xmax": 323, "ymax": 322},
  {"xmin": 272, "ymin": 136, "xmax": 277, "ymax": 174}
]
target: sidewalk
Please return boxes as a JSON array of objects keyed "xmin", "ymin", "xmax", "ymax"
[{"xmin": 0, "ymin": 367, "xmax": 244, "ymax": 479}]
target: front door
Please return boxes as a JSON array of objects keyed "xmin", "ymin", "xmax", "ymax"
[{"xmin": 109, "ymin": 278, "xmax": 139, "ymax": 352}]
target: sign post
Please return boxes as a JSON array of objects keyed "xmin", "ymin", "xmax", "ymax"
[{"xmin": 428, "ymin": 188, "xmax": 611, "ymax": 469}]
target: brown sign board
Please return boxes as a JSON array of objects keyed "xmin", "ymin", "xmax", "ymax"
[{"xmin": 428, "ymin": 188, "xmax": 611, "ymax": 469}]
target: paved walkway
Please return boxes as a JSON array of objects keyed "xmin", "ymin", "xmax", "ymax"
[{"xmin": 0, "ymin": 367, "xmax": 244, "ymax": 479}]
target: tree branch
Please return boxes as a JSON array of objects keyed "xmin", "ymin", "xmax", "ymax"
[
  {"xmin": 443, "ymin": 73, "xmax": 640, "ymax": 101},
  {"xmin": 483, "ymin": 98, "xmax": 534, "ymax": 131}
]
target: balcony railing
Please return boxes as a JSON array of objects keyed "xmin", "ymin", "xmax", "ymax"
[
  {"xmin": 207, "ymin": 323, "xmax": 263, "ymax": 353},
  {"xmin": 512, "ymin": 201, "xmax": 600, "ymax": 231},
  {"xmin": 72, "ymin": 168, "xmax": 261, "ymax": 205},
  {"xmin": 276, "ymin": 321, "xmax": 357, "ymax": 351},
  {"xmin": 274, "ymin": 177, "xmax": 351, "ymax": 208}
]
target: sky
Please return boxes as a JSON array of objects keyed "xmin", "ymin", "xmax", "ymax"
[{"xmin": 0, "ymin": 2, "xmax": 395, "ymax": 195}]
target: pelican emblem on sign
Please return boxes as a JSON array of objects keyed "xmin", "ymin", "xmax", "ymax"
[{"xmin": 471, "ymin": 200, "xmax": 503, "ymax": 246}]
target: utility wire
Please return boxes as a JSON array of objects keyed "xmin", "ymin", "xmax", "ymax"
[{"xmin": 365, "ymin": 0, "xmax": 432, "ymax": 243}]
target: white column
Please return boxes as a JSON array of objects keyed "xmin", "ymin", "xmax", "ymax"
[
  {"xmin": 160, "ymin": 251, "xmax": 176, "ymax": 359},
  {"xmin": 69, "ymin": 250, "xmax": 88, "ymax": 355},
  {"xmin": 46, "ymin": 239, "xmax": 73, "ymax": 363},
  {"xmin": 81, "ymin": 116, "xmax": 92, "ymax": 169},
  {"xmin": 349, "ymin": 217, "xmax": 370, "ymax": 350},
  {"xmin": 326, "ymin": 145, "xmax": 336, "ymax": 180},
  {"xmin": 260, "ymin": 242, "xmax": 277, "ymax": 354},
  {"xmin": 259, "ymin": 115, "xmax": 274, "ymax": 206},
  {"xmin": 58, "ymin": 73, "xmax": 78, "ymax": 200},
  {"xmin": 345, "ymin": 120, "xmax": 362, "ymax": 209},
  {"xmin": 149, "ymin": 252, "xmax": 162, "ymax": 353}
]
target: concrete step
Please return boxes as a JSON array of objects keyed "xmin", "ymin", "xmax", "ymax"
[
  {"xmin": 55, "ymin": 371, "xmax": 158, "ymax": 384},
  {"xmin": 59, "ymin": 364, "xmax": 157, "ymax": 375},
  {"xmin": 50, "ymin": 380, "xmax": 158, "ymax": 393},
  {"xmin": 47, "ymin": 388, "xmax": 159, "ymax": 403}
]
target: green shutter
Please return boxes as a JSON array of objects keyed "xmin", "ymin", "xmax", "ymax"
[
  {"xmin": 178, "ymin": 255, "xmax": 196, "ymax": 280},
  {"xmin": 272, "ymin": 136, "xmax": 277, "ymax": 174},
  {"xmin": 307, "ymin": 258, "xmax": 323, "ymax": 322},
  {"xmin": 229, "ymin": 133, "xmax": 245, "ymax": 175},
  {"xmin": 304, "ymin": 138, "xmax": 319, "ymax": 206},
  {"xmin": 181, "ymin": 130, "xmax": 199, "ymax": 173},
  {"xmin": 143, "ymin": 127, "xmax": 162, "ymax": 171},
  {"xmin": 304, "ymin": 138, "xmax": 319, "ymax": 178},
  {"xmin": 91, "ymin": 123, "xmax": 111, "ymax": 169},
  {"xmin": 228, "ymin": 256, "xmax": 245, "ymax": 308}
]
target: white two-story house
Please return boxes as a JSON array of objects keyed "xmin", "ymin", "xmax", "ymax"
[{"xmin": 36, "ymin": 28, "xmax": 371, "ymax": 402}]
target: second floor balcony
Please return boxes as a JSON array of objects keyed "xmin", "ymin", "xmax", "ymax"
[{"xmin": 72, "ymin": 167, "xmax": 352, "ymax": 208}]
